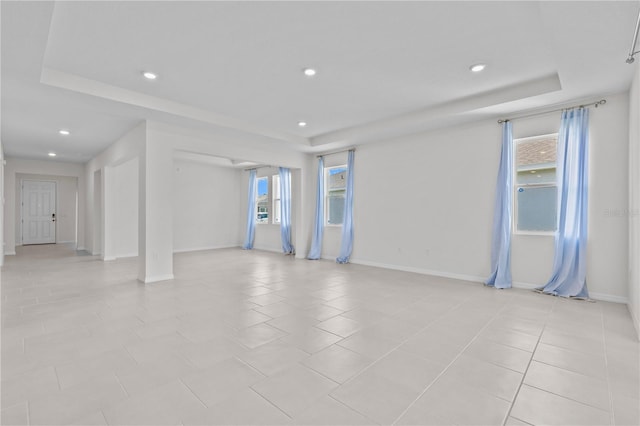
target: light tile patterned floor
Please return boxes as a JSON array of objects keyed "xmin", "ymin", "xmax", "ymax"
[{"xmin": 1, "ymin": 244, "xmax": 638, "ymax": 425}]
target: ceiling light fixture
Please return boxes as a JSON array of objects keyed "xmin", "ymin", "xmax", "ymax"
[
  {"xmin": 298, "ymin": 121, "xmax": 308, "ymax": 127},
  {"xmin": 143, "ymin": 71, "xmax": 157, "ymax": 80},
  {"xmin": 59, "ymin": 129, "xmax": 70, "ymax": 135},
  {"xmin": 48, "ymin": 152, "xmax": 56, "ymax": 157},
  {"xmin": 302, "ymin": 68, "xmax": 317, "ymax": 77},
  {"xmin": 469, "ymin": 63, "xmax": 486, "ymax": 72}
]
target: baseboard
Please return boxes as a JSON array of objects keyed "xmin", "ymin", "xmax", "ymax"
[
  {"xmin": 252, "ymin": 245, "xmax": 284, "ymax": 254},
  {"xmin": 349, "ymin": 258, "xmax": 486, "ymax": 283},
  {"xmin": 102, "ymin": 256, "xmax": 116, "ymax": 261},
  {"xmin": 76, "ymin": 246, "xmax": 86, "ymax": 251},
  {"xmin": 116, "ymin": 253, "xmax": 138, "ymax": 259},
  {"xmin": 173, "ymin": 244, "xmax": 240, "ymax": 254},
  {"xmin": 5, "ymin": 251, "xmax": 16, "ymax": 256},
  {"xmin": 57, "ymin": 240, "xmax": 75, "ymax": 244},
  {"xmin": 349, "ymin": 258, "xmax": 627, "ymax": 304},
  {"xmin": 141, "ymin": 274, "xmax": 175, "ymax": 283},
  {"xmin": 628, "ymin": 304, "xmax": 640, "ymax": 341},
  {"xmin": 589, "ymin": 292, "xmax": 628, "ymax": 304}
]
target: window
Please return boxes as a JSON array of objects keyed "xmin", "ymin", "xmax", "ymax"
[
  {"xmin": 325, "ymin": 165, "xmax": 347, "ymax": 225},
  {"xmin": 256, "ymin": 176, "xmax": 268, "ymax": 224},
  {"xmin": 514, "ymin": 134, "xmax": 558, "ymax": 233},
  {"xmin": 272, "ymin": 174, "xmax": 281, "ymax": 224}
]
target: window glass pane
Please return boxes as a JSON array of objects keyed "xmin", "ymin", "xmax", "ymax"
[
  {"xmin": 256, "ymin": 177, "xmax": 268, "ymax": 223},
  {"xmin": 328, "ymin": 192, "xmax": 345, "ymax": 225},
  {"xmin": 516, "ymin": 167, "xmax": 557, "ymax": 185},
  {"xmin": 516, "ymin": 136, "xmax": 556, "ymax": 168},
  {"xmin": 517, "ymin": 186, "xmax": 557, "ymax": 231},
  {"xmin": 328, "ymin": 167, "xmax": 347, "ymax": 190}
]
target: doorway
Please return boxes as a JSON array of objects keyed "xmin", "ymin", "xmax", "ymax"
[{"xmin": 21, "ymin": 180, "xmax": 57, "ymax": 245}]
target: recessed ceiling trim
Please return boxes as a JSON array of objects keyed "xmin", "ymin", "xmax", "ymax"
[
  {"xmin": 311, "ymin": 73, "xmax": 562, "ymax": 147},
  {"xmin": 40, "ymin": 67, "xmax": 310, "ymax": 147}
]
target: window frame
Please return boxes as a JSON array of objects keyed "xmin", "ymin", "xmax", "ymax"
[
  {"xmin": 324, "ymin": 164, "xmax": 347, "ymax": 227},
  {"xmin": 272, "ymin": 174, "xmax": 281, "ymax": 225},
  {"xmin": 513, "ymin": 133, "xmax": 558, "ymax": 236}
]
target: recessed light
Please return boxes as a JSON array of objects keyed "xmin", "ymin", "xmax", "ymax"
[
  {"xmin": 143, "ymin": 71, "xmax": 157, "ymax": 80},
  {"xmin": 530, "ymin": 170, "xmax": 537, "ymax": 174},
  {"xmin": 59, "ymin": 129, "xmax": 70, "ymax": 135},
  {"xmin": 302, "ymin": 68, "xmax": 317, "ymax": 77},
  {"xmin": 469, "ymin": 63, "xmax": 486, "ymax": 72},
  {"xmin": 540, "ymin": 151, "xmax": 546, "ymax": 154},
  {"xmin": 48, "ymin": 152, "xmax": 57, "ymax": 157},
  {"xmin": 298, "ymin": 121, "xmax": 308, "ymax": 127}
]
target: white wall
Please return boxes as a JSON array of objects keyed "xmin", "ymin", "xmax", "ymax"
[
  {"xmin": 115, "ymin": 158, "xmax": 139, "ymax": 258},
  {"xmin": 149, "ymin": 121, "xmax": 309, "ymax": 262},
  {"xmin": 3, "ymin": 158, "xmax": 85, "ymax": 254},
  {"xmin": 0, "ymin": 141, "xmax": 4, "ymax": 265},
  {"xmin": 334, "ymin": 92, "xmax": 630, "ymax": 302},
  {"xmin": 84, "ymin": 122, "xmax": 145, "ymax": 266},
  {"xmin": 629, "ymin": 63, "xmax": 640, "ymax": 338},
  {"xmin": 15, "ymin": 174, "xmax": 77, "ymax": 244},
  {"xmin": 173, "ymin": 159, "xmax": 242, "ymax": 252}
]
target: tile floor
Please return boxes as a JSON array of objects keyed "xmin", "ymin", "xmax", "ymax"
[{"xmin": 1, "ymin": 244, "xmax": 639, "ymax": 425}]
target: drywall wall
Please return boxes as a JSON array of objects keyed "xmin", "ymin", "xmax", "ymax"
[
  {"xmin": 149, "ymin": 121, "xmax": 308, "ymax": 274},
  {"xmin": 328, "ymin": 92, "xmax": 630, "ymax": 302},
  {"xmin": 629, "ymin": 63, "xmax": 640, "ymax": 338},
  {"xmin": 0, "ymin": 142, "xmax": 4, "ymax": 265},
  {"xmin": 84, "ymin": 122, "xmax": 145, "ymax": 262},
  {"xmin": 115, "ymin": 158, "xmax": 139, "ymax": 258},
  {"xmin": 173, "ymin": 159, "xmax": 242, "ymax": 252},
  {"xmin": 3, "ymin": 158, "xmax": 85, "ymax": 254},
  {"xmin": 14, "ymin": 174, "xmax": 77, "ymax": 244}
]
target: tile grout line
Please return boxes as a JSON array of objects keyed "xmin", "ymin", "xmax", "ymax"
[
  {"xmin": 390, "ymin": 292, "xmax": 519, "ymax": 425},
  {"xmin": 329, "ymin": 294, "xmax": 474, "ymax": 393},
  {"xmin": 177, "ymin": 378, "xmax": 209, "ymax": 409},
  {"xmin": 247, "ymin": 387, "xmax": 294, "ymax": 420},
  {"xmin": 501, "ymin": 297, "xmax": 555, "ymax": 425},
  {"xmin": 600, "ymin": 305, "xmax": 616, "ymax": 426},
  {"xmin": 327, "ymin": 394, "xmax": 381, "ymax": 425}
]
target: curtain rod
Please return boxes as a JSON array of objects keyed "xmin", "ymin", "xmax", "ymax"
[
  {"xmin": 316, "ymin": 147, "xmax": 356, "ymax": 158},
  {"xmin": 497, "ymin": 99, "xmax": 606, "ymax": 124},
  {"xmin": 244, "ymin": 164, "xmax": 275, "ymax": 171},
  {"xmin": 626, "ymin": 8, "xmax": 640, "ymax": 64}
]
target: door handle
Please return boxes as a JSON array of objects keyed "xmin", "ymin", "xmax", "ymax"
[{"xmin": 52, "ymin": 213, "xmax": 56, "ymax": 222}]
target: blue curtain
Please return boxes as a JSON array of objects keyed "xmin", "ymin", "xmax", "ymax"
[
  {"xmin": 279, "ymin": 167, "xmax": 295, "ymax": 254},
  {"xmin": 538, "ymin": 108, "xmax": 589, "ymax": 298},
  {"xmin": 307, "ymin": 157, "xmax": 324, "ymax": 260},
  {"xmin": 486, "ymin": 122, "xmax": 513, "ymax": 289},
  {"xmin": 337, "ymin": 150, "xmax": 355, "ymax": 264},
  {"xmin": 242, "ymin": 169, "xmax": 257, "ymax": 250}
]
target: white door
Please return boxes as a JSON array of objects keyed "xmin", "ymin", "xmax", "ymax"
[{"xmin": 22, "ymin": 180, "xmax": 56, "ymax": 245}]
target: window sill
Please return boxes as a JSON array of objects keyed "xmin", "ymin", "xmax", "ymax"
[{"xmin": 514, "ymin": 231, "xmax": 556, "ymax": 237}]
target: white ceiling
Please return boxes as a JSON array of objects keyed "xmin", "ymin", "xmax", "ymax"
[{"xmin": 2, "ymin": 1, "xmax": 638, "ymax": 163}]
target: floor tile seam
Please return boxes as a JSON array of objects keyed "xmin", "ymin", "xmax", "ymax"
[
  {"xmin": 503, "ymin": 297, "xmax": 555, "ymax": 425},
  {"xmin": 326, "ymin": 394, "xmax": 381, "ymax": 425},
  {"xmin": 247, "ymin": 386, "xmax": 294, "ymax": 421},
  {"xmin": 518, "ymin": 382, "xmax": 612, "ymax": 414},
  {"xmin": 113, "ymin": 372, "xmax": 130, "ymax": 399},
  {"xmin": 294, "ymin": 362, "xmax": 343, "ymax": 387},
  {"xmin": 177, "ymin": 377, "xmax": 209, "ymax": 409},
  {"xmin": 528, "ymin": 358, "xmax": 608, "ymax": 382},
  {"xmin": 601, "ymin": 306, "xmax": 616, "ymax": 425},
  {"xmin": 389, "ymin": 296, "xmax": 519, "ymax": 426}
]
